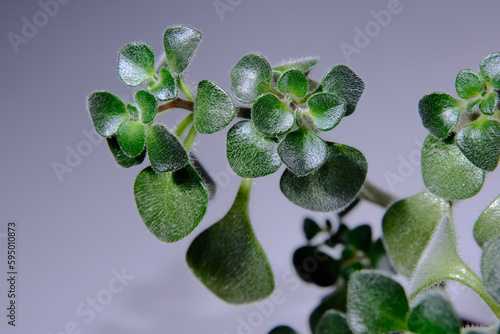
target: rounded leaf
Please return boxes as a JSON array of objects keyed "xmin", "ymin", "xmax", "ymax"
[
  {"xmin": 479, "ymin": 92, "xmax": 499, "ymax": 116},
  {"xmin": 307, "ymin": 92, "xmax": 346, "ymax": 131},
  {"xmin": 474, "ymin": 194, "xmax": 500, "ymax": 248},
  {"xmin": 268, "ymin": 326, "xmax": 298, "ymax": 334},
  {"xmin": 280, "ymin": 142, "xmax": 367, "ymax": 212},
  {"xmin": 481, "ymin": 236, "xmax": 500, "ymax": 304},
  {"xmin": 117, "ymin": 43, "xmax": 155, "ymax": 87},
  {"xmin": 126, "ymin": 104, "xmax": 139, "ymax": 118},
  {"xmin": 226, "ymin": 121, "xmax": 282, "ymax": 178},
  {"xmin": 316, "ymin": 311, "xmax": 353, "ymax": 334},
  {"xmin": 303, "ymin": 218, "xmax": 321, "ymax": 241},
  {"xmin": 455, "ymin": 69, "xmax": 485, "ymax": 99},
  {"xmin": 347, "ymin": 225, "xmax": 372, "ymax": 253},
  {"xmin": 116, "ymin": 120, "xmax": 147, "ymax": 158},
  {"xmin": 419, "ymin": 92, "xmax": 463, "ymax": 139},
  {"xmin": 231, "ymin": 53, "xmax": 272, "ymax": 104},
  {"xmin": 163, "ymin": 26, "xmax": 202, "ymax": 74},
  {"xmin": 273, "ymin": 57, "xmax": 318, "ymax": 74},
  {"xmin": 106, "ymin": 136, "xmax": 146, "ymax": 168},
  {"xmin": 320, "ymin": 65, "xmax": 364, "ymax": 116},
  {"xmin": 278, "ymin": 128, "xmax": 328, "ymax": 176},
  {"xmin": 422, "ymin": 135, "xmax": 484, "ymax": 200},
  {"xmin": 456, "ymin": 118, "xmax": 500, "ymax": 171},
  {"xmin": 278, "ymin": 69, "xmax": 308, "ymax": 98},
  {"xmin": 252, "ymin": 94, "xmax": 294, "ymax": 137},
  {"xmin": 480, "ymin": 52, "xmax": 500, "ymax": 89},
  {"xmin": 87, "ymin": 91, "xmax": 128, "ymax": 137},
  {"xmin": 135, "ymin": 90, "xmax": 158, "ymax": 124},
  {"xmin": 147, "ymin": 67, "xmax": 177, "ymax": 101},
  {"xmin": 309, "ymin": 284, "xmax": 348, "ymax": 331},
  {"xmin": 134, "ymin": 165, "xmax": 208, "ymax": 243},
  {"xmin": 147, "ymin": 124, "xmax": 189, "ymax": 173},
  {"xmin": 293, "ymin": 246, "xmax": 339, "ymax": 287},
  {"xmin": 194, "ymin": 80, "xmax": 236, "ymax": 134}
]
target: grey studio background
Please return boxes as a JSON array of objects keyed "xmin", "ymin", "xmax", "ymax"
[{"xmin": 2, "ymin": 0, "xmax": 500, "ymax": 333}]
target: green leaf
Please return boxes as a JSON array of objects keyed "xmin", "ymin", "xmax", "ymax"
[
  {"xmin": 307, "ymin": 92, "xmax": 346, "ymax": 131},
  {"xmin": 163, "ymin": 26, "xmax": 202, "ymax": 74},
  {"xmin": 186, "ymin": 179, "xmax": 274, "ymax": 304},
  {"xmin": 407, "ymin": 290, "xmax": 461, "ymax": 334},
  {"xmin": 382, "ymin": 191, "xmax": 451, "ymax": 277},
  {"xmin": 418, "ymin": 92, "xmax": 464, "ymax": 139},
  {"xmin": 116, "ymin": 120, "xmax": 147, "ymax": 158},
  {"xmin": 347, "ymin": 225, "xmax": 372, "ymax": 253},
  {"xmin": 194, "ymin": 80, "xmax": 236, "ymax": 134},
  {"xmin": 278, "ymin": 69, "xmax": 308, "ymax": 98},
  {"xmin": 303, "ymin": 218, "xmax": 321, "ymax": 241},
  {"xmin": 147, "ymin": 124, "xmax": 189, "ymax": 173},
  {"xmin": 474, "ymin": 194, "xmax": 500, "ymax": 247},
  {"xmin": 479, "ymin": 92, "xmax": 499, "ymax": 115},
  {"xmin": 230, "ymin": 53, "xmax": 272, "ymax": 104},
  {"xmin": 252, "ymin": 94, "xmax": 294, "ymax": 137},
  {"xmin": 309, "ymin": 284, "xmax": 348, "ymax": 331},
  {"xmin": 320, "ymin": 65, "xmax": 364, "ymax": 116},
  {"xmin": 87, "ymin": 91, "xmax": 128, "ymax": 137},
  {"xmin": 466, "ymin": 98, "xmax": 482, "ymax": 113},
  {"xmin": 106, "ymin": 136, "xmax": 145, "ymax": 168},
  {"xmin": 134, "ymin": 90, "xmax": 157, "ymax": 124},
  {"xmin": 126, "ymin": 104, "xmax": 139, "ymax": 118},
  {"xmin": 117, "ymin": 43, "xmax": 155, "ymax": 87},
  {"xmin": 316, "ymin": 310, "xmax": 353, "ymax": 334},
  {"xmin": 280, "ymin": 142, "xmax": 367, "ymax": 212},
  {"xmin": 293, "ymin": 246, "xmax": 340, "ymax": 287},
  {"xmin": 278, "ymin": 128, "xmax": 328, "ymax": 176},
  {"xmin": 482, "ymin": 236, "xmax": 500, "ymax": 304},
  {"xmin": 461, "ymin": 326, "xmax": 500, "ymax": 334},
  {"xmin": 134, "ymin": 165, "xmax": 208, "ymax": 242},
  {"xmin": 456, "ymin": 69, "xmax": 485, "ymax": 99},
  {"xmin": 226, "ymin": 120, "xmax": 281, "ymax": 178},
  {"xmin": 422, "ymin": 135, "xmax": 484, "ymax": 200},
  {"xmin": 273, "ymin": 58, "xmax": 318, "ymax": 74},
  {"xmin": 268, "ymin": 326, "xmax": 298, "ymax": 334},
  {"xmin": 480, "ymin": 52, "xmax": 500, "ymax": 89},
  {"xmin": 147, "ymin": 67, "xmax": 177, "ymax": 101},
  {"xmin": 456, "ymin": 118, "xmax": 500, "ymax": 171},
  {"xmin": 347, "ymin": 270, "xmax": 409, "ymax": 334}
]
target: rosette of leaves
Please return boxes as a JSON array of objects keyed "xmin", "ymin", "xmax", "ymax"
[
  {"xmin": 228, "ymin": 54, "xmax": 368, "ymax": 212},
  {"xmin": 419, "ymin": 53, "xmax": 500, "ymax": 200}
]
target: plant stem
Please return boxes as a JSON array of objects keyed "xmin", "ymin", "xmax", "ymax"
[
  {"xmin": 236, "ymin": 178, "xmax": 253, "ymax": 207},
  {"xmin": 359, "ymin": 181, "xmax": 397, "ymax": 208},
  {"xmin": 183, "ymin": 125, "xmax": 197, "ymax": 151},
  {"xmin": 178, "ymin": 75, "xmax": 196, "ymax": 102},
  {"xmin": 175, "ymin": 113, "xmax": 194, "ymax": 137},
  {"xmin": 157, "ymin": 98, "xmax": 194, "ymax": 114}
]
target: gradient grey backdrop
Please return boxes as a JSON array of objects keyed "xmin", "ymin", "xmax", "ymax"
[{"xmin": 2, "ymin": 1, "xmax": 500, "ymax": 333}]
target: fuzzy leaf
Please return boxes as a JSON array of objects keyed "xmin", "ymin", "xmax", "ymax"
[
  {"xmin": 419, "ymin": 92, "xmax": 463, "ymax": 139},
  {"xmin": 307, "ymin": 92, "xmax": 346, "ymax": 131},
  {"xmin": 456, "ymin": 69, "xmax": 485, "ymax": 99},
  {"xmin": 134, "ymin": 165, "xmax": 208, "ymax": 242},
  {"xmin": 347, "ymin": 270, "xmax": 409, "ymax": 334},
  {"xmin": 303, "ymin": 218, "xmax": 321, "ymax": 241},
  {"xmin": 293, "ymin": 246, "xmax": 340, "ymax": 287},
  {"xmin": 147, "ymin": 67, "xmax": 177, "ymax": 101},
  {"xmin": 135, "ymin": 90, "xmax": 158, "ymax": 124},
  {"xmin": 230, "ymin": 53, "xmax": 272, "ymax": 104},
  {"xmin": 466, "ymin": 98, "xmax": 482, "ymax": 113},
  {"xmin": 87, "ymin": 91, "xmax": 128, "ymax": 137},
  {"xmin": 280, "ymin": 142, "xmax": 367, "ymax": 212},
  {"xmin": 316, "ymin": 311, "xmax": 353, "ymax": 334},
  {"xmin": 422, "ymin": 135, "xmax": 484, "ymax": 200},
  {"xmin": 106, "ymin": 136, "xmax": 145, "ymax": 168},
  {"xmin": 126, "ymin": 104, "xmax": 139, "ymax": 118},
  {"xmin": 278, "ymin": 69, "xmax": 308, "ymax": 98},
  {"xmin": 309, "ymin": 284, "xmax": 348, "ymax": 331},
  {"xmin": 382, "ymin": 191, "xmax": 451, "ymax": 277},
  {"xmin": 481, "ymin": 236, "xmax": 500, "ymax": 304},
  {"xmin": 474, "ymin": 194, "xmax": 500, "ymax": 247},
  {"xmin": 273, "ymin": 58, "xmax": 318, "ymax": 74},
  {"xmin": 227, "ymin": 121, "xmax": 281, "ymax": 178},
  {"xmin": 251, "ymin": 94, "xmax": 294, "ymax": 137},
  {"xmin": 163, "ymin": 26, "xmax": 202, "ymax": 74},
  {"xmin": 117, "ymin": 43, "xmax": 155, "ymax": 87},
  {"xmin": 186, "ymin": 179, "xmax": 274, "ymax": 304},
  {"xmin": 116, "ymin": 120, "xmax": 147, "ymax": 158},
  {"xmin": 320, "ymin": 65, "xmax": 364, "ymax": 116},
  {"xmin": 147, "ymin": 124, "xmax": 189, "ymax": 173},
  {"xmin": 456, "ymin": 118, "xmax": 500, "ymax": 171},
  {"xmin": 479, "ymin": 92, "xmax": 499, "ymax": 116},
  {"xmin": 195, "ymin": 80, "xmax": 236, "ymax": 134},
  {"xmin": 480, "ymin": 52, "xmax": 500, "ymax": 89}
]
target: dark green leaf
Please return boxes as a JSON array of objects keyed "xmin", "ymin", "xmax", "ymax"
[
  {"xmin": 163, "ymin": 26, "xmax": 202, "ymax": 74},
  {"xmin": 382, "ymin": 191, "xmax": 451, "ymax": 277},
  {"xmin": 106, "ymin": 136, "xmax": 145, "ymax": 168},
  {"xmin": 474, "ymin": 194, "xmax": 500, "ymax": 247},
  {"xmin": 418, "ymin": 92, "xmax": 464, "ymax": 139},
  {"xmin": 280, "ymin": 142, "xmax": 367, "ymax": 212},
  {"xmin": 227, "ymin": 120, "xmax": 281, "ymax": 178},
  {"xmin": 268, "ymin": 326, "xmax": 298, "ymax": 334},
  {"xmin": 134, "ymin": 165, "xmax": 208, "ymax": 242},
  {"xmin": 347, "ymin": 225, "xmax": 372, "ymax": 253},
  {"xmin": 116, "ymin": 120, "xmax": 147, "ymax": 158},
  {"xmin": 341, "ymin": 262, "xmax": 364, "ymax": 281},
  {"xmin": 117, "ymin": 43, "xmax": 155, "ymax": 87},
  {"xmin": 316, "ymin": 310, "xmax": 353, "ymax": 334},
  {"xmin": 195, "ymin": 80, "xmax": 236, "ymax": 134},
  {"xmin": 293, "ymin": 246, "xmax": 339, "ymax": 286},
  {"xmin": 422, "ymin": 135, "xmax": 484, "ymax": 200},
  {"xmin": 480, "ymin": 52, "xmax": 500, "ymax": 89},
  {"xmin": 230, "ymin": 53, "xmax": 272, "ymax": 104},
  {"xmin": 408, "ymin": 290, "xmax": 461, "ymax": 334},
  {"xmin": 369, "ymin": 238, "xmax": 394, "ymax": 273},
  {"xmin": 304, "ymin": 218, "xmax": 322, "ymax": 241},
  {"xmin": 482, "ymin": 236, "xmax": 500, "ymax": 304},
  {"xmin": 186, "ymin": 179, "xmax": 274, "ymax": 304},
  {"xmin": 479, "ymin": 92, "xmax": 499, "ymax": 115},
  {"xmin": 87, "ymin": 91, "xmax": 128, "ymax": 137},
  {"xmin": 135, "ymin": 90, "xmax": 158, "ymax": 124},
  {"xmin": 320, "ymin": 65, "xmax": 364, "ymax": 116},
  {"xmin": 278, "ymin": 128, "xmax": 328, "ymax": 176},
  {"xmin": 147, "ymin": 67, "xmax": 177, "ymax": 101},
  {"xmin": 273, "ymin": 58, "xmax": 318, "ymax": 74},
  {"xmin": 327, "ymin": 223, "xmax": 350, "ymax": 247},
  {"xmin": 456, "ymin": 118, "xmax": 500, "ymax": 171},
  {"xmin": 252, "ymin": 94, "xmax": 294, "ymax": 137},
  {"xmin": 278, "ymin": 69, "xmax": 308, "ymax": 98},
  {"xmin": 307, "ymin": 93, "xmax": 346, "ymax": 131},
  {"xmin": 147, "ymin": 124, "xmax": 189, "ymax": 173},
  {"xmin": 347, "ymin": 270, "xmax": 409, "ymax": 334},
  {"xmin": 456, "ymin": 69, "xmax": 485, "ymax": 99},
  {"xmin": 309, "ymin": 284, "xmax": 348, "ymax": 331}
]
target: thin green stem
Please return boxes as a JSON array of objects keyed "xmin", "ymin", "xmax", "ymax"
[
  {"xmin": 178, "ymin": 75, "xmax": 195, "ymax": 102},
  {"xmin": 359, "ymin": 181, "xmax": 397, "ymax": 208},
  {"xmin": 183, "ymin": 124, "xmax": 197, "ymax": 151},
  {"xmin": 175, "ymin": 113, "xmax": 194, "ymax": 138}
]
